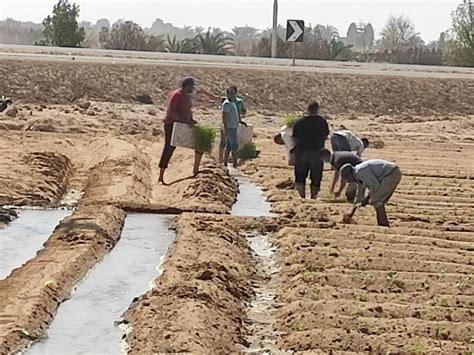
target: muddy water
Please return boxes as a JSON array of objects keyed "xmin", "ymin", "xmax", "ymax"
[
  {"xmin": 230, "ymin": 169, "xmax": 275, "ymax": 217},
  {"xmin": 229, "ymin": 169, "xmax": 281, "ymax": 353},
  {"xmin": 28, "ymin": 214, "xmax": 175, "ymax": 355},
  {"xmin": 0, "ymin": 209, "xmax": 71, "ymax": 280}
]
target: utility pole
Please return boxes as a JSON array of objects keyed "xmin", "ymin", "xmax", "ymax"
[
  {"xmin": 468, "ymin": 0, "xmax": 473, "ymax": 38},
  {"xmin": 271, "ymin": 0, "xmax": 278, "ymax": 58}
]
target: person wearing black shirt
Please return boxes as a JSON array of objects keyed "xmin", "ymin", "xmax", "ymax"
[
  {"xmin": 292, "ymin": 101, "xmax": 329, "ymax": 199},
  {"xmin": 318, "ymin": 148, "xmax": 363, "ymax": 202}
]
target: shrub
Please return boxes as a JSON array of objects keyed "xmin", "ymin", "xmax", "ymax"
[
  {"xmin": 237, "ymin": 142, "xmax": 257, "ymax": 160},
  {"xmin": 193, "ymin": 125, "xmax": 216, "ymax": 153}
]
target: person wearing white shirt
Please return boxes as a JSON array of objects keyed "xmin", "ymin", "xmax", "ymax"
[
  {"xmin": 340, "ymin": 159, "xmax": 402, "ymax": 227},
  {"xmin": 274, "ymin": 125, "xmax": 295, "ymax": 165}
]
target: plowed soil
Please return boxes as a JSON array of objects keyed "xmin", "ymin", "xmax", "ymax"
[
  {"xmin": 0, "ymin": 56, "xmax": 472, "ymax": 354},
  {"xmin": 242, "ymin": 107, "xmax": 474, "ymax": 353}
]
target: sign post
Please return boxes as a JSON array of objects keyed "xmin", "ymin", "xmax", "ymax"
[{"xmin": 286, "ymin": 19, "xmax": 304, "ymax": 66}]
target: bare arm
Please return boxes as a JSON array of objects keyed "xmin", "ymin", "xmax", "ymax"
[
  {"xmin": 330, "ymin": 169, "xmax": 340, "ymax": 193},
  {"xmin": 335, "ymin": 176, "xmax": 347, "ymax": 197}
]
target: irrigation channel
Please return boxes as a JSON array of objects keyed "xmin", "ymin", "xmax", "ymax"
[
  {"xmin": 29, "ymin": 214, "xmax": 175, "ymax": 355},
  {"xmin": 229, "ymin": 169, "xmax": 280, "ymax": 354},
  {"xmin": 0, "ymin": 209, "xmax": 71, "ymax": 280},
  {"xmin": 23, "ymin": 169, "xmax": 276, "ymax": 354}
]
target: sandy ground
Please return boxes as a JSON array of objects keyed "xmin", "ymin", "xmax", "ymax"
[
  {"xmin": 0, "ymin": 55, "xmax": 473, "ymax": 353},
  {"xmin": 1, "ymin": 58, "xmax": 474, "ymax": 118}
]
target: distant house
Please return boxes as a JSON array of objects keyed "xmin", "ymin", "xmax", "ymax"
[{"xmin": 339, "ymin": 23, "xmax": 374, "ymax": 52}]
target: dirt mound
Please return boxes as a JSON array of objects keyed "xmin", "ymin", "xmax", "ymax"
[
  {"xmin": 0, "ymin": 152, "xmax": 71, "ymax": 206},
  {"xmin": 80, "ymin": 152, "xmax": 152, "ymax": 207},
  {"xmin": 124, "ymin": 214, "xmax": 257, "ymax": 354},
  {"xmin": 1, "ymin": 58, "xmax": 473, "ymax": 117},
  {"xmin": 179, "ymin": 161, "xmax": 238, "ymax": 213},
  {"xmin": 0, "ymin": 207, "xmax": 18, "ymax": 227}
]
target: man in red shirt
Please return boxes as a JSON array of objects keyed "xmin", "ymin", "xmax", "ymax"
[{"xmin": 158, "ymin": 77, "xmax": 203, "ymax": 184}]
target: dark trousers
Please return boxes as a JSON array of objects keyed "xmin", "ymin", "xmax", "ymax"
[
  {"xmin": 294, "ymin": 150, "xmax": 324, "ymax": 188},
  {"xmin": 331, "ymin": 134, "xmax": 351, "ymax": 152},
  {"xmin": 158, "ymin": 124, "xmax": 175, "ymax": 169}
]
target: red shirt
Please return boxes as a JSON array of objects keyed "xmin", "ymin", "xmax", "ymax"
[{"xmin": 164, "ymin": 89, "xmax": 193, "ymax": 125}]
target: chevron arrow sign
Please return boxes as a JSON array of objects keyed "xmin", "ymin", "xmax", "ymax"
[{"xmin": 286, "ymin": 19, "xmax": 304, "ymax": 42}]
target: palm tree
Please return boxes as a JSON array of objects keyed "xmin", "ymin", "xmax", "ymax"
[
  {"xmin": 193, "ymin": 28, "xmax": 234, "ymax": 55},
  {"xmin": 164, "ymin": 35, "xmax": 181, "ymax": 52},
  {"xmin": 164, "ymin": 35, "xmax": 197, "ymax": 53},
  {"xmin": 329, "ymin": 39, "xmax": 353, "ymax": 60}
]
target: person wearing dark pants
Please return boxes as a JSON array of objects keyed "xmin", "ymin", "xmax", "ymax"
[
  {"xmin": 292, "ymin": 100, "xmax": 329, "ymax": 199},
  {"xmin": 158, "ymin": 77, "xmax": 203, "ymax": 185},
  {"xmin": 330, "ymin": 130, "xmax": 369, "ymax": 156}
]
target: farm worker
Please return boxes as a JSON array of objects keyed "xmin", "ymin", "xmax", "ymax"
[
  {"xmin": 331, "ymin": 130, "xmax": 369, "ymax": 156},
  {"xmin": 158, "ymin": 77, "xmax": 203, "ymax": 185},
  {"xmin": 219, "ymin": 86, "xmax": 247, "ymax": 164},
  {"xmin": 340, "ymin": 159, "xmax": 402, "ymax": 227},
  {"xmin": 274, "ymin": 125, "xmax": 295, "ymax": 165},
  {"xmin": 329, "ymin": 130, "xmax": 369, "ymax": 200},
  {"xmin": 222, "ymin": 87, "xmax": 246, "ymax": 168},
  {"xmin": 292, "ymin": 100, "xmax": 329, "ymax": 199},
  {"xmin": 318, "ymin": 148, "xmax": 363, "ymax": 202}
]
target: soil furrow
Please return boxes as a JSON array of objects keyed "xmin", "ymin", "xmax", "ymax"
[{"xmin": 0, "ymin": 205, "xmax": 125, "ymax": 354}]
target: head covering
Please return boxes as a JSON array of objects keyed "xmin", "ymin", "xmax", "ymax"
[
  {"xmin": 340, "ymin": 163, "xmax": 355, "ymax": 178},
  {"xmin": 181, "ymin": 77, "xmax": 196, "ymax": 87}
]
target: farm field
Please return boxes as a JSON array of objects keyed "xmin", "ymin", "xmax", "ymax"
[{"xmin": 0, "ymin": 55, "xmax": 473, "ymax": 354}]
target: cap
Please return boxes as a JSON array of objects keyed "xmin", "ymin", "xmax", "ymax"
[
  {"xmin": 181, "ymin": 77, "xmax": 196, "ymax": 87},
  {"xmin": 340, "ymin": 163, "xmax": 354, "ymax": 178}
]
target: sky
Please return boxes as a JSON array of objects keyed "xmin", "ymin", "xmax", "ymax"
[{"xmin": 0, "ymin": 0, "xmax": 461, "ymax": 41}]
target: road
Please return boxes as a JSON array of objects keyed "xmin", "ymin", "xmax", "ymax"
[{"xmin": 1, "ymin": 43, "xmax": 474, "ymax": 79}]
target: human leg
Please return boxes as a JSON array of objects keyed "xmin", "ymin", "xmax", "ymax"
[
  {"xmin": 224, "ymin": 128, "xmax": 238, "ymax": 168},
  {"xmin": 370, "ymin": 168, "xmax": 402, "ymax": 226},
  {"xmin": 193, "ymin": 151, "xmax": 203, "ymax": 176},
  {"xmin": 370, "ymin": 168, "xmax": 402, "ymax": 208},
  {"xmin": 158, "ymin": 124, "xmax": 176, "ymax": 184},
  {"xmin": 309, "ymin": 153, "xmax": 324, "ymax": 199},
  {"xmin": 294, "ymin": 151, "xmax": 309, "ymax": 198},
  {"xmin": 376, "ymin": 205, "xmax": 390, "ymax": 227},
  {"xmin": 218, "ymin": 127, "xmax": 225, "ymax": 164}
]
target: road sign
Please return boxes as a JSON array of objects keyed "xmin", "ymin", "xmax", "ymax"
[{"xmin": 286, "ymin": 20, "xmax": 304, "ymax": 42}]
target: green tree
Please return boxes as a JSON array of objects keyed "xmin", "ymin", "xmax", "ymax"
[
  {"xmin": 379, "ymin": 15, "xmax": 424, "ymax": 51},
  {"xmin": 164, "ymin": 35, "xmax": 197, "ymax": 53},
  {"xmin": 100, "ymin": 20, "xmax": 158, "ymax": 51},
  {"xmin": 329, "ymin": 39, "xmax": 354, "ymax": 60},
  {"xmin": 193, "ymin": 29, "xmax": 234, "ymax": 55},
  {"xmin": 41, "ymin": 0, "xmax": 85, "ymax": 47},
  {"xmin": 444, "ymin": 2, "xmax": 474, "ymax": 67}
]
